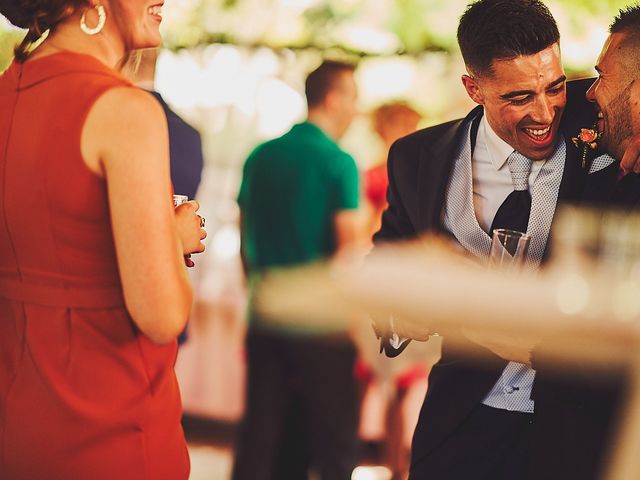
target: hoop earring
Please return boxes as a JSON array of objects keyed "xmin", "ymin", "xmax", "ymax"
[{"xmin": 80, "ymin": 4, "xmax": 106, "ymax": 35}]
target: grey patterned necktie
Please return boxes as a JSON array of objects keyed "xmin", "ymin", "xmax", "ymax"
[{"xmin": 490, "ymin": 151, "xmax": 533, "ymax": 234}]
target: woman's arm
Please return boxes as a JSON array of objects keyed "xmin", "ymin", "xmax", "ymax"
[{"xmin": 82, "ymin": 87, "xmax": 202, "ymax": 344}]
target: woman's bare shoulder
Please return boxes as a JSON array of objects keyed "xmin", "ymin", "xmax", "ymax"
[
  {"xmin": 92, "ymin": 86, "xmax": 166, "ymax": 128},
  {"xmin": 82, "ymin": 86, "xmax": 168, "ymax": 175}
]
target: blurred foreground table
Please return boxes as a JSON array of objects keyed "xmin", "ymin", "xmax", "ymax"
[{"xmin": 255, "ymin": 239, "xmax": 640, "ymax": 480}]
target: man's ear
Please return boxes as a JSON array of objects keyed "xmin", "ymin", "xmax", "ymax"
[
  {"xmin": 324, "ymin": 89, "xmax": 340, "ymax": 113},
  {"xmin": 461, "ymin": 74, "xmax": 484, "ymax": 105}
]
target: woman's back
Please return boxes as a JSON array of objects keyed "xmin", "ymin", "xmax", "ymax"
[
  {"xmin": 0, "ymin": 52, "xmax": 190, "ymax": 480},
  {"xmin": 0, "ymin": 52, "xmax": 124, "ymax": 287}
]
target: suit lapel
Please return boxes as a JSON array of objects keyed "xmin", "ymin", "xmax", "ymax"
[
  {"xmin": 552, "ymin": 77, "xmax": 595, "ymax": 206},
  {"xmin": 557, "ymin": 134, "xmax": 588, "ymax": 203},
  {"xmin": 418, "ymin": 106, "xmax": 484, "ymax": 232}
]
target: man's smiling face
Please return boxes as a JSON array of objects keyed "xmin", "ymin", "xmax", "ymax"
[
  {"xmin": 462, "ymin": 43, "xmax": 567, "ymax": 160},
  {"xmin": 586, "ymin": 32, "xmax": 636, "ymax": 161}
]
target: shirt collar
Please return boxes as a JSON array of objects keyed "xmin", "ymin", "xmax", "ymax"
[
  {"xmin": 480, "ymin": 114, "xmax": 515, "ymax": 171},
  {"xmin": 294, "ymin": 121, "xmax": 338, "ymax": 145}
]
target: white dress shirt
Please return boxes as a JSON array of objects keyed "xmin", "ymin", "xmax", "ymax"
[{"xmin": 472, "ymin": 115, "xmax": 545, "ymax": 234}]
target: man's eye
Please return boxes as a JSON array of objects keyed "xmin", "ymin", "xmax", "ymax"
[
  {"xmin": 548, "ymin": 86, "xmax": 565, "ymax": 95},
  {"xmin": 509, "ymin": 96, "xmax": 530, "ymax": 106}
]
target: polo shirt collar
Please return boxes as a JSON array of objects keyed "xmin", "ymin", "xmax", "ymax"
[{"xmin": 294, "ymin": 121, "xmax": 338, "ymax": 144}]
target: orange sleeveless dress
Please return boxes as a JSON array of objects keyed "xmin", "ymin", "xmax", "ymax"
[{"xmin": 0, "ymin": 52, "xmax": 189, "ymax": 479}]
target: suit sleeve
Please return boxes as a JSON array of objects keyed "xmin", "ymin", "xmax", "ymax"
[
  {"xmin": 373, "ymin": 140, "xmax": 417, "ymax": 244},
  {"xmin": 371, "ymin": 140, "xmax": 418, "ymax": 357}
]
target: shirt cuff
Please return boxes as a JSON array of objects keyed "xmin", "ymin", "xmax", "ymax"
[{"xmin": 389, "ymin": 316, "xmax": 410, "ymax": 350}]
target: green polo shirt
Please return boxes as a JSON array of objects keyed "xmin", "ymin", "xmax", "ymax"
[{"xmin": 238, "ymin": 121, "xmax": 359, "ymax": 333}]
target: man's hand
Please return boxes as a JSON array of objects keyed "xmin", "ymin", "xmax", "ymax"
[
  {"xmin": 620, "ymin": 135, "xmax": 640, "ymax": 175},
  {"xmin": 392, "ymin": 317, "xmax": 431, "ymax": 342}
]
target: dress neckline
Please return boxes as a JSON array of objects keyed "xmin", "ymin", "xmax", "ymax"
[{"xmin": 8, "ymin": 50, "xmax": 129, "ymax": 90}]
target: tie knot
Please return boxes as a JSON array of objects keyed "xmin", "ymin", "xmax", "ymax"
[{"xmin": 507, "ymin": 151, "xmax": 532, "ymax": 191}]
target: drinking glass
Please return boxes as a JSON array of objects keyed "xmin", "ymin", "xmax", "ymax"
[
  {"xmin": 173, "ymin": 194, "xmax": 189, "ymax": 207},
  {"xmin": 488, "ymin": 229, "xmax": 531, "ymax": 271}
]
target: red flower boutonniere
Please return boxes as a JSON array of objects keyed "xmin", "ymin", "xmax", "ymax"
[{"xmin": 572, "ymin": 127, "xmax": 599, "ymax": 169}]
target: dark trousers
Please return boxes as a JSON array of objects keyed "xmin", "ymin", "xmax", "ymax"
[
  {"xmin": 409, "ymin": 404, "xmax": 533, "ymax": 480},
  {"xmin": 410, "ymin": 398, "xmax": 622, "ymax": 480},
  {"xmin": 232, "ymin": 329, "xmax": 359, "ymax": 480}
]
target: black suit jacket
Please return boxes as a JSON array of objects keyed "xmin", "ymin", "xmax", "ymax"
[
  {"xmin": 150, "ymin": 91, "xmax": 204, "ymax": 200},
  {"xmin": 150, "ymin": 91, "xmax": 204, "ymax": 345},
  {"xmin": 373, "ymin": 79, "xmax": 640, "ymax": 478}
]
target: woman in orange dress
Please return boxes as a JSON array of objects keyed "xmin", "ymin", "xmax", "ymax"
[{"xmin": 0, "ymin": 1, "xmax": 206, "ymax": 479}]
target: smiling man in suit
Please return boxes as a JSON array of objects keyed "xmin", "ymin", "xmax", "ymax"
[
  {"xmin": 372, "ymin": 1, "xmax": 626, "ymax": 479},
  {"xmin": 588, "ymin": 6, "xmax": 640, "ymax": 170}
]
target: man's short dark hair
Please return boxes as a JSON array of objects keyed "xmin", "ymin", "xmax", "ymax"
[
  {"xmin": 457, "ymin": 0, "xmax": 560, "ymax": 77},
  {"xmin": 305, "ymin": 60, "xmax": 355, "ymax": 109},
  {"xmin": 611, "ymin": 4, "xmax": 640, "ymax": 34},
  {"xmin": 609, "ymin": 4, "xmax": 640, "ymax": 80}
]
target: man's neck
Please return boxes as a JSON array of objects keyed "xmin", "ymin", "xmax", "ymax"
[
  {"xmin": 482, "ymin": 114, "xmax": 519, "ymax": 168},
  {"xmin": 307, "ymin": 110, "xmax": 339, "ymax": 141}
]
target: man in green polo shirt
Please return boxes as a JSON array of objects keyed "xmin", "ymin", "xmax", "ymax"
[{"xmin": 233, "ymin": 60, "xmax": 361, "ymax": 480}]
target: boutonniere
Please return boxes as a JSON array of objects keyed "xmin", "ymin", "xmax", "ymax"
[{"xmin": 571, "ymin": 126, "xmax": 599, "ymax": 170}]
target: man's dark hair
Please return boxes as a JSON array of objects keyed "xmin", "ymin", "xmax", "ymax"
[
  {"xmin": 457, "ymin": 0, "xmax": 560, "ymax": 77},
  {"xmin": 610, "ymin": 4, "xmax": 640, "ymax": 34},
  {"xmin": 609, "ymin": 4, "xmax": 640, "ymax": 80},
  {"xmin": 305, "ymin": 60, "xmax": 355, "ymax": 109}
]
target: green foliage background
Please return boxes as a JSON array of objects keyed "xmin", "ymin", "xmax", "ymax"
[
  {"xmin": 0, "ymin": 30, "xmax": 23, "ymax": 70},
  {"xmin": 0, "ymin": 0, "xmax": 636, "ymax": 68}
]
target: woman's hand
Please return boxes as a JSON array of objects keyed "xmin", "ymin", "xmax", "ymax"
[{"xmin": 175, "ymin": 200, "xmax": 207, "ymax": 257}]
